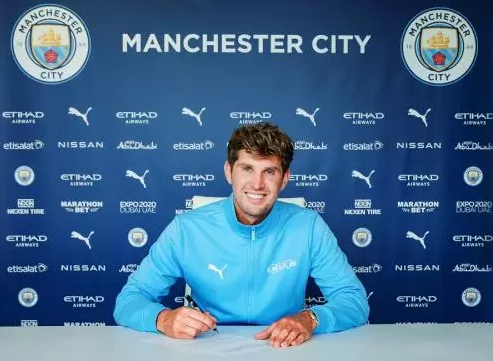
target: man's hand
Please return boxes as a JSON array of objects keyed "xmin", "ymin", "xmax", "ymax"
[
  {"xmin": 156, "ymin": 307, "xmax": 217, "ymax": 339},
  {"xmin": 254, "ymin": 311, "xmax": 317, "ymax": 348}
]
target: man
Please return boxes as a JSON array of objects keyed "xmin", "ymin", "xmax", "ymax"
[{"xmin": 114, "ymin": 123, "xmax": 369, "ymax": 348}]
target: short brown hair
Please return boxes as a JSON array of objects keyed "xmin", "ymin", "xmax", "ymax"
[{"xmin": 227, "ymin": 123, "xmax": 294, "ymax": 173}]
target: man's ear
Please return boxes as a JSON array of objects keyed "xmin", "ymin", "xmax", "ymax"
[
  {"xmin": 280, "ymin": 168, "xmax": 290, "ymax": 191},
  {"xmin": 224, "ymin": 160, "xmax": 232, "ymax": 185}
]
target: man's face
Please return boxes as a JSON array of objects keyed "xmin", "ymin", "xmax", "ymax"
[{"xmin": 224, "ymin": 150, "xmax": 290, "ymax": 225}]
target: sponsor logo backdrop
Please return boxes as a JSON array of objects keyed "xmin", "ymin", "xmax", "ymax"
[{"xmin": 1, "ymin": 0, "xmax": 492, "ymax": 326}]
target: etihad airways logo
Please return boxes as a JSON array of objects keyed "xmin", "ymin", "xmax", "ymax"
[
  {"xmin": 61, "ymin": 173, "xmax": 102, "ymax": 187},
  {"xmin": 64, "ymin": 295, "xmax": 104, "ymax": 308},
  {"xmin": 230, "ymin": 111, "xmax": 271, "ymax": 125},
  {"xmin": 173, "ymin": 174, "xmax": 214, "ymax": 187},
  {"xmin": 3, "ymin": 140, "xmax": 44, "ymax": 150},
  {"xmin": 397, "ymin": 295, "xmax": 437, "ymax": 308},
  {"xmin": 6, "ymin": 234, "xmax": 47, "ymax": 248},
  {"xmin": 2, "ymin": 111, "xmax": 44, "ymax": 124},
  {"xmin": 455, "ymin": 112, "xmax": 492, "ymax": 126},
  {"xmin": 343, "ymin": 141, "xmax": 383, "ymax": 151},
  {"xmin": 343, "ymin": 112, "xmax": 384, "ymax": 126},
  {"xmin": 453, "ymin": 234, "xmax": 492, "ymax": 248},
  {"xmin": 289, "ymin": 174, "xmax": 328, "ymax": 187},
  {"xmin": 173, "ymin": 140, "xmax": 214, "ymax": 151},
  {"xmin": 398, "ymin": 174, "xmax": 439, "ymax": 187},
  {"xmin": 116, "ymin": 111, "xmax": 157, "ymax": 125}
]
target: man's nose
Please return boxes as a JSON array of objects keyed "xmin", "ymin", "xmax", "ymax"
[{"xmin": 250, "ymin": 172, "xmax": 265, "ymax": 189}]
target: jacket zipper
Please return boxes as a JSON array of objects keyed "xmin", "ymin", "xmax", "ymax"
[{"xmin": 247, "ymin": 227, "xmax": 255, "ymax": 323}]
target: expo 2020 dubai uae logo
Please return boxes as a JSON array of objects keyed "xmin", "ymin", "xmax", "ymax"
[
  {"xmin": 401, "ymin": 8, "xmax": 477, "ymax": 86},
  {"xmin": 11, "ymin": 4, "xmax": 91, "ymax": 84}
]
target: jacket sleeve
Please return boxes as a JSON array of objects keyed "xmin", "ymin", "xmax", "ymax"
[
  {"xmin": 308, "ymin": 214, "xmax": 369, "ymax": 333},
  {"xmin": 113, "ymin": 218, "xmax": 183, "ymax": 332}
]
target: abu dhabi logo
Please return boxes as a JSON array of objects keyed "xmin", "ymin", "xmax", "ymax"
[
  {"xmin": 182, "ymin": 107, "xmax": 205, "ymax": 126},
  {"xmin": 295, "ymin": 107, "xmax": 319, "ymax": 126},
  {"xmin": 15, "ymin": 165, "xmax": 35, "ymax": 186},
  {"xmin": 126, "ymin": 169, "xmax": 149, "ymax": 188},
  {"xmin": 352, "ymin": 170, "xmax": 375, "ymax": 189},
  {"xmin": 11, "ymin": 5, "xmax": 91, "ymax": 84},
  {"xmin": 207, "ymin": 263, "xmax": 227, "ymax": 280},
  {"xmin": 18, "ymin": 288, "xmax": 38, "ymax": 308},
  {"xmin": 406, "ymin": 231, "xmax": 429, "ymax": 249},
  {"xmin": 68, "ymin": 107, "xmax": 92, "ymax": 126},
  {"xmin": 401, "ymin": 8, "xmax": 477, "ymax": 86},
  {"xmin": 408, "ymin": 108, "xmax": 431, "ymax": 127},
  {"xmin": 71, "ymin": 231, "xmax": 94, "ymax": 250}
]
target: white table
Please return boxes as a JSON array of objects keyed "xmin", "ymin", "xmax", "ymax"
[{"xmin": 1, "ymin": 324, "xmax": 492, "ymax": 361}]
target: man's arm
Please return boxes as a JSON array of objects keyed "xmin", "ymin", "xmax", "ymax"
[
  {"xmin": 113, "ymin": 219, "xmax": 182, "ymax": 332},
  {"xmin": 308, "ymin": 214, "xmax": 370, "ymax": 333}
]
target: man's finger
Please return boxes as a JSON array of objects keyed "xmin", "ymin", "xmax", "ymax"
[
  {"xmin": 179, "ymin": 324, "xmax": 203, "ymax": 338},
  {"xmin": 182, "ymin": 308, "xmax": 216, "ymax": 329},
  {"xmin": 254, "ymin": 324, "xmax": 275, "ymax": 340},
  {"xmin": 290, "ymin": 333, "xmax": 308, "ymax": 347},
  {"xmin": 281, "ymin": 330, "xmax": 300, "ymax": 348},
  {"xmin": 270, "ymin": 327, "xmax": 289, "ymax": 348}
]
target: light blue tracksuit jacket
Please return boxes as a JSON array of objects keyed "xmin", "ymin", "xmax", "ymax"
[{"xmin": 114, "ymin": 195, "xmax": 369, "ymax": 333}]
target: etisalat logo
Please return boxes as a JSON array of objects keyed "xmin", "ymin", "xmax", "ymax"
[
  {"xmin": 453, "ymin": 234, "xmax": 492, "ymax": 248},
  {"xmin": 120, "ymin": 201, "xmax": 157, "ymax": 214},
  {"xmin": 2, "ymin": 111, "xmax": 44, "ymax": 125},
  {"xmin": 7, "ymin": 263, "xmax": 48, "ymax": 273},
  {"xmin": 128, "ymin": 228, "xmax": 148, "ymax": 248},
  {"xmin": 115, "ymin": 111, "xmax": 158, "ymax": 125},
  {"xmin": 126, "ymin": 169, "xmax": 149, "ymax": 188},
  {"xmin": 64, "ymin": 295, "xmax": 104, "ymax": 308},
  {"xmin": 456, "ymin": 201, "xmax": 492, "ymax": 214},
  {"xmin": 343, "ymin": 111, "xmax": 384, "ymax": 126},
  {"xmin": 353, "ymin": 263, "xmax": 382, "ymax": 274},
  {"xmin": 295, "ymin": 107, "xmax": 319, "ymax": 126},
  {"xmin": 344, "ymin": 199, "xmax": 381, "ymax": 215},
  {"xmin": 173, "ymin": 140, "xmax": 214, "ymax": 151},
  {"xmin": 7, "ymin": 199, "xmax": 45, "ymax": 215},
  {"xmin": 396, "ymin": 295, "xmax": 437, "ymax": 308},
  {"xmin": 182, "ymin": 107, "xmax": 205, "ymax": 126},
  {"xmin": 6, "ymin": 234, "xmax": 48, "ymax": 248},
  {"xmin": 401, "ymin": 8, "xmax": 477, "ymax": 86},
  {"xmin": 61, "ymin": 173, "xmax": 102, "ymax": 187},
  {"xmin": 175, "ymin": 199, "xmax": 193, "ymax": 215},
  {"xmin": 463, "ymin": 166, "xmax": 483, "ymax": 186},
  {"xmin": 292, "ymin": 140, "xmax": 328, "ymax": 151},
  {"xmin": 3, "ymin": 140, "xmax": 44, "ymax": 150},
  {"xmin": 397, "ymin": 200, "xmax": 439, "ymax": 214},
  {"xmin": 398, "ymin": 174, "xmax": 439, "ymax": 187},
  {"xmin": 173, "ymin": 174, "xmax": 214, "ymax": 187},
  {"xmin": 289, "ymin": 174, "xmax": 328, "ymax": 187},
  {"xmin": 68, "ymin": 106, "xmax": 92, "ymax": 126},
  {"xmin": 455, "ymin": 112, "xmax": 492, "ymax": 126},
  {"xmin": 14, "ymin": 165, "xmax": 35, "ymax": 186},
  {"xmin": 343, "ymin": 141, "xmax": 384, "ymax": 151},
  {"xmin": 230, "ymin": 111, "xmax": 271, "ymax": 125},
  {"xmin": 117, "ymin": 140, "xmax": 157, "ymax": 150},
  {"xmin": 61, "ymin": 200, "xmax": 103, "ymax": 213},
  {"xmin": 11, "ymin": 4, "xmax": 91, "ymax": 84},
  {"xmin": 352, "ymin": 169, "xmax": 375, "ymax": 189}
]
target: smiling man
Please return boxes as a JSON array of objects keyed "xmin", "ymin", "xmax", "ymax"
[{"xmin": 114, "ymin": 123, "xmax": 369, "ymax": 348}]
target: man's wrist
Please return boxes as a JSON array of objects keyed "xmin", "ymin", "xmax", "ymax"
[
  {"xmin": 156, "ymin": 309, "xmax": 171, "ymax": 334},
  {"xmin": 301, "ymin": 309, "xmax": 318, "ymax": 332}
]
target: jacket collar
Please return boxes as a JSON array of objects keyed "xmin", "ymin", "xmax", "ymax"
[{"xmin": 223, "ymin": 193, "xmax": 280, "ymax": 239}]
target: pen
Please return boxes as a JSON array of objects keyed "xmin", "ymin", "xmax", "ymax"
[{"xmin": 185, "ymin": 295, "xmax": 219, "ymax": 334}]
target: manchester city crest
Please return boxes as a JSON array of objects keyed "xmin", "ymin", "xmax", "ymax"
[
  {"xmin": 352, "ymin": 228, "xmax": 372, "ymax": 247},
  {"xmin": 18, "ymin": 288, "xmax": 38, "ymax": 307},
  {"xmin": 462, "ymin": 287, "xmax": 481, "ymax": 307},
  {"xmin": 401, "ymin": 8, "xmax": 477, "ymax": 86},
  {"xmin": 11, "ymin": 5, "xmax": 90, "ymax": 84},
  {"xmin": 128, "ymin": 227, "xmax": 148, "ymax": 248}
]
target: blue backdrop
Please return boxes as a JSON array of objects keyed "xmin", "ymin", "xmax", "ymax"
[{"xmin": 1, "ymin": 0, "xmax": 492, "ymax": 327}]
